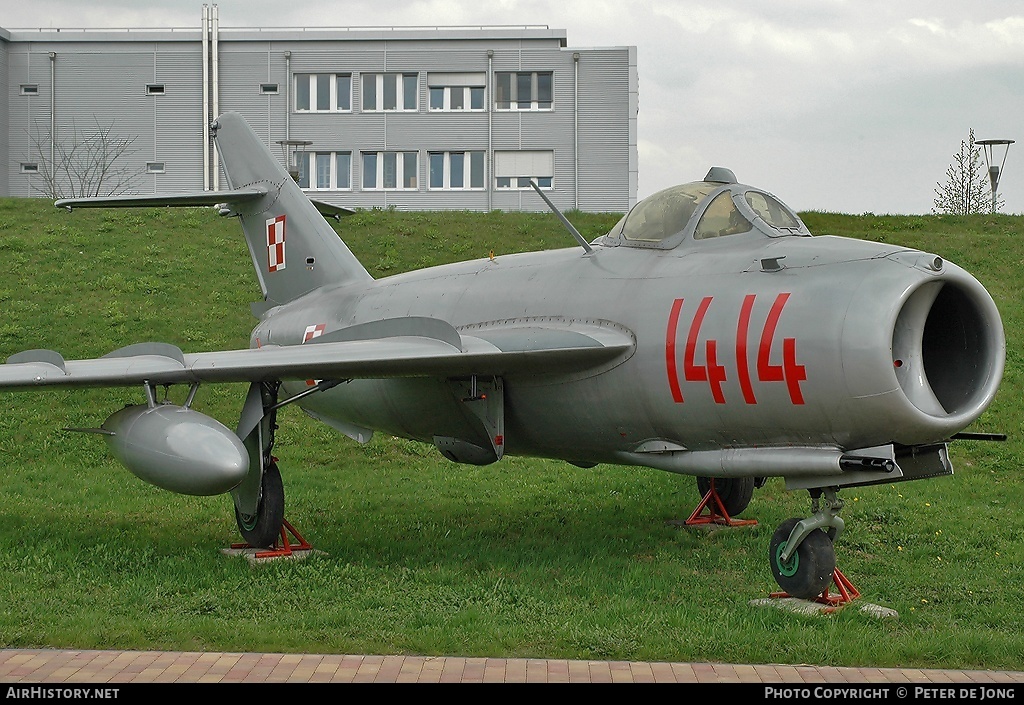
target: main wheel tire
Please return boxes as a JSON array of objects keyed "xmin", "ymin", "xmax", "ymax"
[
  {"xmin": 234, "ymin": 461, "xmax": 285, "ymax": 549},
  {"xmin": 696, "ymin": 476, "xmax": 755, "ymax": 516},
  {"xmin": 769, "ymin": 517, "xmax": 836, "ymax": 599}
]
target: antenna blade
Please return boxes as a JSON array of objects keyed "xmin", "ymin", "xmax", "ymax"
[{"xmin": 529, "ymin": 181, "xmax": 593, "ymax": 254}]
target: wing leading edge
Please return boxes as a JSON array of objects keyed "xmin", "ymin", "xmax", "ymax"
[{"xmin": 0, "ymin": 318, "xmax": 635, "ymax": 391}]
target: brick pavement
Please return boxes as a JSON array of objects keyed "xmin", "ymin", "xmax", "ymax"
[{"xmin": 3, "ymin": 650, "xmax": 1024, "ymax": 684}]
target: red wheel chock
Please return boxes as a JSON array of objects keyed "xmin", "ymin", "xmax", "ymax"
[
  {"xmin": 770, "ymin": 567, "xmax": 862, "ymax": 612},
  {"xmin": 684, "ymin": 482, "xmax": 757, "ymax": 527},
  {"xmin": 255, "ymin": 518, "xmax": 313, "ymax": 559},
  {"xmin": 231, "ymin": 518, "xmax": 313, "ymax": 559}
]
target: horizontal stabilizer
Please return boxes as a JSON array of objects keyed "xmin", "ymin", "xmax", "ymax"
[
  {"xmin": 55, "ymin": 190, "xmax": 354, "ymax": 222},
  {"xmin": 55, "ymin": 188, "xmax": 267, "ymax": 210},
  {"xmin": 309, "ymin": 199, "xmax": 356, "ymax": 220}
]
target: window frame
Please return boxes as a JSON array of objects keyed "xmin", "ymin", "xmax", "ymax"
[
  {"xmin": 496, "ymin": 176, "xmax": 553, "ymax": 190},
  {"xmin": 361, "ymin": 72, "xmax": 419, "ymax": 112},
  {"xmin": 428, "ymin": 151, "xmax": 486, "ymax": 190},
  {"xmin": 361, "ymin": 150, "xmax": 419, "ymax": 190},
  {"xmin": 494, "ymin": 150, "xmax": 554, "ymax": 190},
  {"xmin": 294, "ymin": 73, "xmax": 352, "ymax": 112},
  {"xmin": 494, "ymin": 71, "xmax": 553, "ymax": 111},
  {"xmin": 425, "ymin": 83, "xmax": 485, "ymax": 112},
  {"xmin": 295, "ymin": 151, "xmax": 353, "ymax": 191}
]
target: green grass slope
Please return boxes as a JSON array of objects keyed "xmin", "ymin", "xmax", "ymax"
[{"xmin": 0, "ymin": 199, "xmax": 1021, "ymax": 670}]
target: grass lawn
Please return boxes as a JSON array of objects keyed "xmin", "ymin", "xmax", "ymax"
[{"xmin": 0, "ymin": 199, "xmax": 1021, "ymax": 670}]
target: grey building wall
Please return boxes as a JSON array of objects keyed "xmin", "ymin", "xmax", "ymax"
[
  {"xmin": 5, "ymin": 31, "xmax": 206, "ymax": 198},
  {"xmin": 0, "ymin": 30, "xmax": 9, "ymax": 198},
  {"xmin": 2, "ymin": 22, "xmax": 637, "ymax": 214}
]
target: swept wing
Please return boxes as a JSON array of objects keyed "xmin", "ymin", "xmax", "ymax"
[{"xmin": 0, "ymin": 318, "xmax": 634, "ymax": 390}]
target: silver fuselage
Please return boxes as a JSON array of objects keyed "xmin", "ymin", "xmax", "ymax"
[{"xmin": 257, "ymin": 231, "xmax": 1002, "ymax": 472}]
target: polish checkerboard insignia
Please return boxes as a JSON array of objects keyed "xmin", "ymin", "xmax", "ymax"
[
  {"xmin": 266, "ymin": 215, "xmax": 286, "ymax": 272},
  {"xmin": 302, "ymin": 324, "xmax": 326, "ymax": 343},
  {"xmin": 302, "ymin": 323, "xmax": 326, "ymax": 386}
]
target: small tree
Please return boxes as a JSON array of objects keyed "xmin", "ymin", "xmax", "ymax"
[
  {"xmin": 27, "ymin": 117, "xmax": 142, "ymax": 199},
  {"xmin": 932, "ymin": 128, "xmax": 1001, "ymax": 215}
]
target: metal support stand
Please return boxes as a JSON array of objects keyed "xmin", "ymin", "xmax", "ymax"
[
  {"xmin": 231, "ymin": 518, "xmax": 313, "ymax": 559},
  {"xmin": 770, "ymin": 567, "xmax": 861, "ymax": 612},
  {"xmin": 684, "ymin": 481, "xmax": 757, "ymax": 527}
]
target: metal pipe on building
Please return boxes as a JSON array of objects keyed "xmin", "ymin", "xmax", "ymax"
[
  {"xmin": 211, "ymin": 4, "xmax": 220, "ymax": 191},
  {"xmin": 49, "ymin": 52, "xmax": 56, "ymax": 177},
  {"xmin": 573, "ymin": 52, "xmax": 579, "ymax": 211},
  {"xmin": 487, "ymin": 49, "xmax": 493, "ymax": 212},
  {"xmin": 202, "ymin": 4, "xmax": 210, "ymax": 190},
  {"xmin": 284, "ymin": 51, "xmax": 291, "ymax": 141}
]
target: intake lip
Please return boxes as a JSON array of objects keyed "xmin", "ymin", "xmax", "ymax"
[{"xmin": 891, "ymin": 267, "xmax": 1005, "ymax": 434}]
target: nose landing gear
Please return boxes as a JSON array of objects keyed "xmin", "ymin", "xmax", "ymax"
[{"xmin": 768, "ymin": 487, "xmax": 861, "ymax": 608}]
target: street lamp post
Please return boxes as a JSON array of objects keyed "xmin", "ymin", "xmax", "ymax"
[
  {"xmin": 976, "ymin": 138, "xmax": 1014, "ymax": 214},
  {"xmin": 276, "ymin": 139, "xmax": 313, "ymax": 183}
]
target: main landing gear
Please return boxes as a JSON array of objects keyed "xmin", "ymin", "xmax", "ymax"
[
  {"xmin": 768, "ymin": 487, "xmax": 860, "ymax": 607},
  {"xmin": 230, "ymin": 381, "xmax": 314, "ymax": 558},
  {"xmin": 232, "ymin": 458, "xmax": 312, "ymax": 558},
  {"xmin": 235, "ymin": 459, "xmax": 285, "ymax": 548}
]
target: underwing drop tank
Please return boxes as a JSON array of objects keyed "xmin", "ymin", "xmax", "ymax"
[{"xmin": 102, "ymin": 404, "xmax": 249, "ymax": 495}]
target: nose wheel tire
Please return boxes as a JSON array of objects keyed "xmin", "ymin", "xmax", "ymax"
[
  {"xmin": 769, "ymin": 517, "xmax": 836, "ymax": 599},
  {"xmin": 234, "ymin": 461, "xmax": 285, "ymax": 549}
]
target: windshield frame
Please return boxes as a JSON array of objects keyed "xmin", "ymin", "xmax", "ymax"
[{"xmin": 600, "ymin": 181, "xmax": 811, "ymax": 249}]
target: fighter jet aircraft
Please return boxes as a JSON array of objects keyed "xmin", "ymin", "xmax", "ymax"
[{"xmin": 0, "ymin": 112, "xmax": 1005, "ymax": 601}]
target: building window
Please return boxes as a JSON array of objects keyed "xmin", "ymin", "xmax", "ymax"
[
  {"xmin": 146, "ymin": 162, "xmax": 166, "ymax": 173},
  {"xmin": 260, "ymin": 83, "xmax": 279, "ymax": 94},
  {"xmin": 494, "ymin": 150, "xmax": 554, "ymax": 189},
  {"xmin": 361, "ymin": 73, "xmax": 418, "ymax": 112},
  {"xmin": 427, "ymin": 72, "xmax": 485, "ymax": 111},
  {"xmin": 296, "ymin": 151, "xmax": 352, "ymax": 190},
  {"xmin": 294, "ymin": 73, "xmax": 352, "ymax": 112},
  {"xmin": 361, "ymin": 151, "xmax": 418, "ymax": 190},
  {"xmin": 20, "ymin": 85, "xmax": 39, "ymax": 96},
  {"xmin": 496, "ymin": 176, "xmax": 553, "ymax": 189},
  {"xmin": 20, "ymin": 163, "xmax": 39, "ymax": 173},
  {"xmin": 495, "ymin": 71, "xmax": 553, "ymax": 110},
  {"xmin": 428, "ymin": 151, "xmax": 485, "ymax": 190},
  {"xmin": 146, "ymin": 84, "xmax": 165, "ymax": 95}
]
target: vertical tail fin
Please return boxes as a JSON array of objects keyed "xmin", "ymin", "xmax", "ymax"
[{"xmin": 211, "ymin": 112, "xmax": 372, "ymax": 306}]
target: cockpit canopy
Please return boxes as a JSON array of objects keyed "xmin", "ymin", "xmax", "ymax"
[{"xmin": 600, "ymin": 169, "xmax": 811, "ymax": 249}]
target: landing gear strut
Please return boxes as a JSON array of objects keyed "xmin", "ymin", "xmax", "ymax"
[
  {"xmin": 230, "ymin": 381, "xmax": 311, "ymax": 555},
  {"xmin": 768, "ymin": 487, "xmax": 860, "ymax": 607},
  {"xmin": 234, "ymin": 459, "xmax": 285, "ymax": 548}
]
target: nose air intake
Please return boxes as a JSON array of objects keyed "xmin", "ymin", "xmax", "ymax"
[{"xmin": 892, "ymin": 275, "xmax": 1004, "ymax": 425}]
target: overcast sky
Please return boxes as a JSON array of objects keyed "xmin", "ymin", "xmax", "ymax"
[{"xmin": 5, "ymin": 0, "xmax": 1023, "ymax": 214}]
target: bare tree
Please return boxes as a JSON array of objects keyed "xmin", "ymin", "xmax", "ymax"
[
  {"xmin": 933, "ymin": 128, "xmax": 1002, "ymax": 215},
  {"xmin": 27, "ymin": 117, "xmax": 143, "ymax": 199}
]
